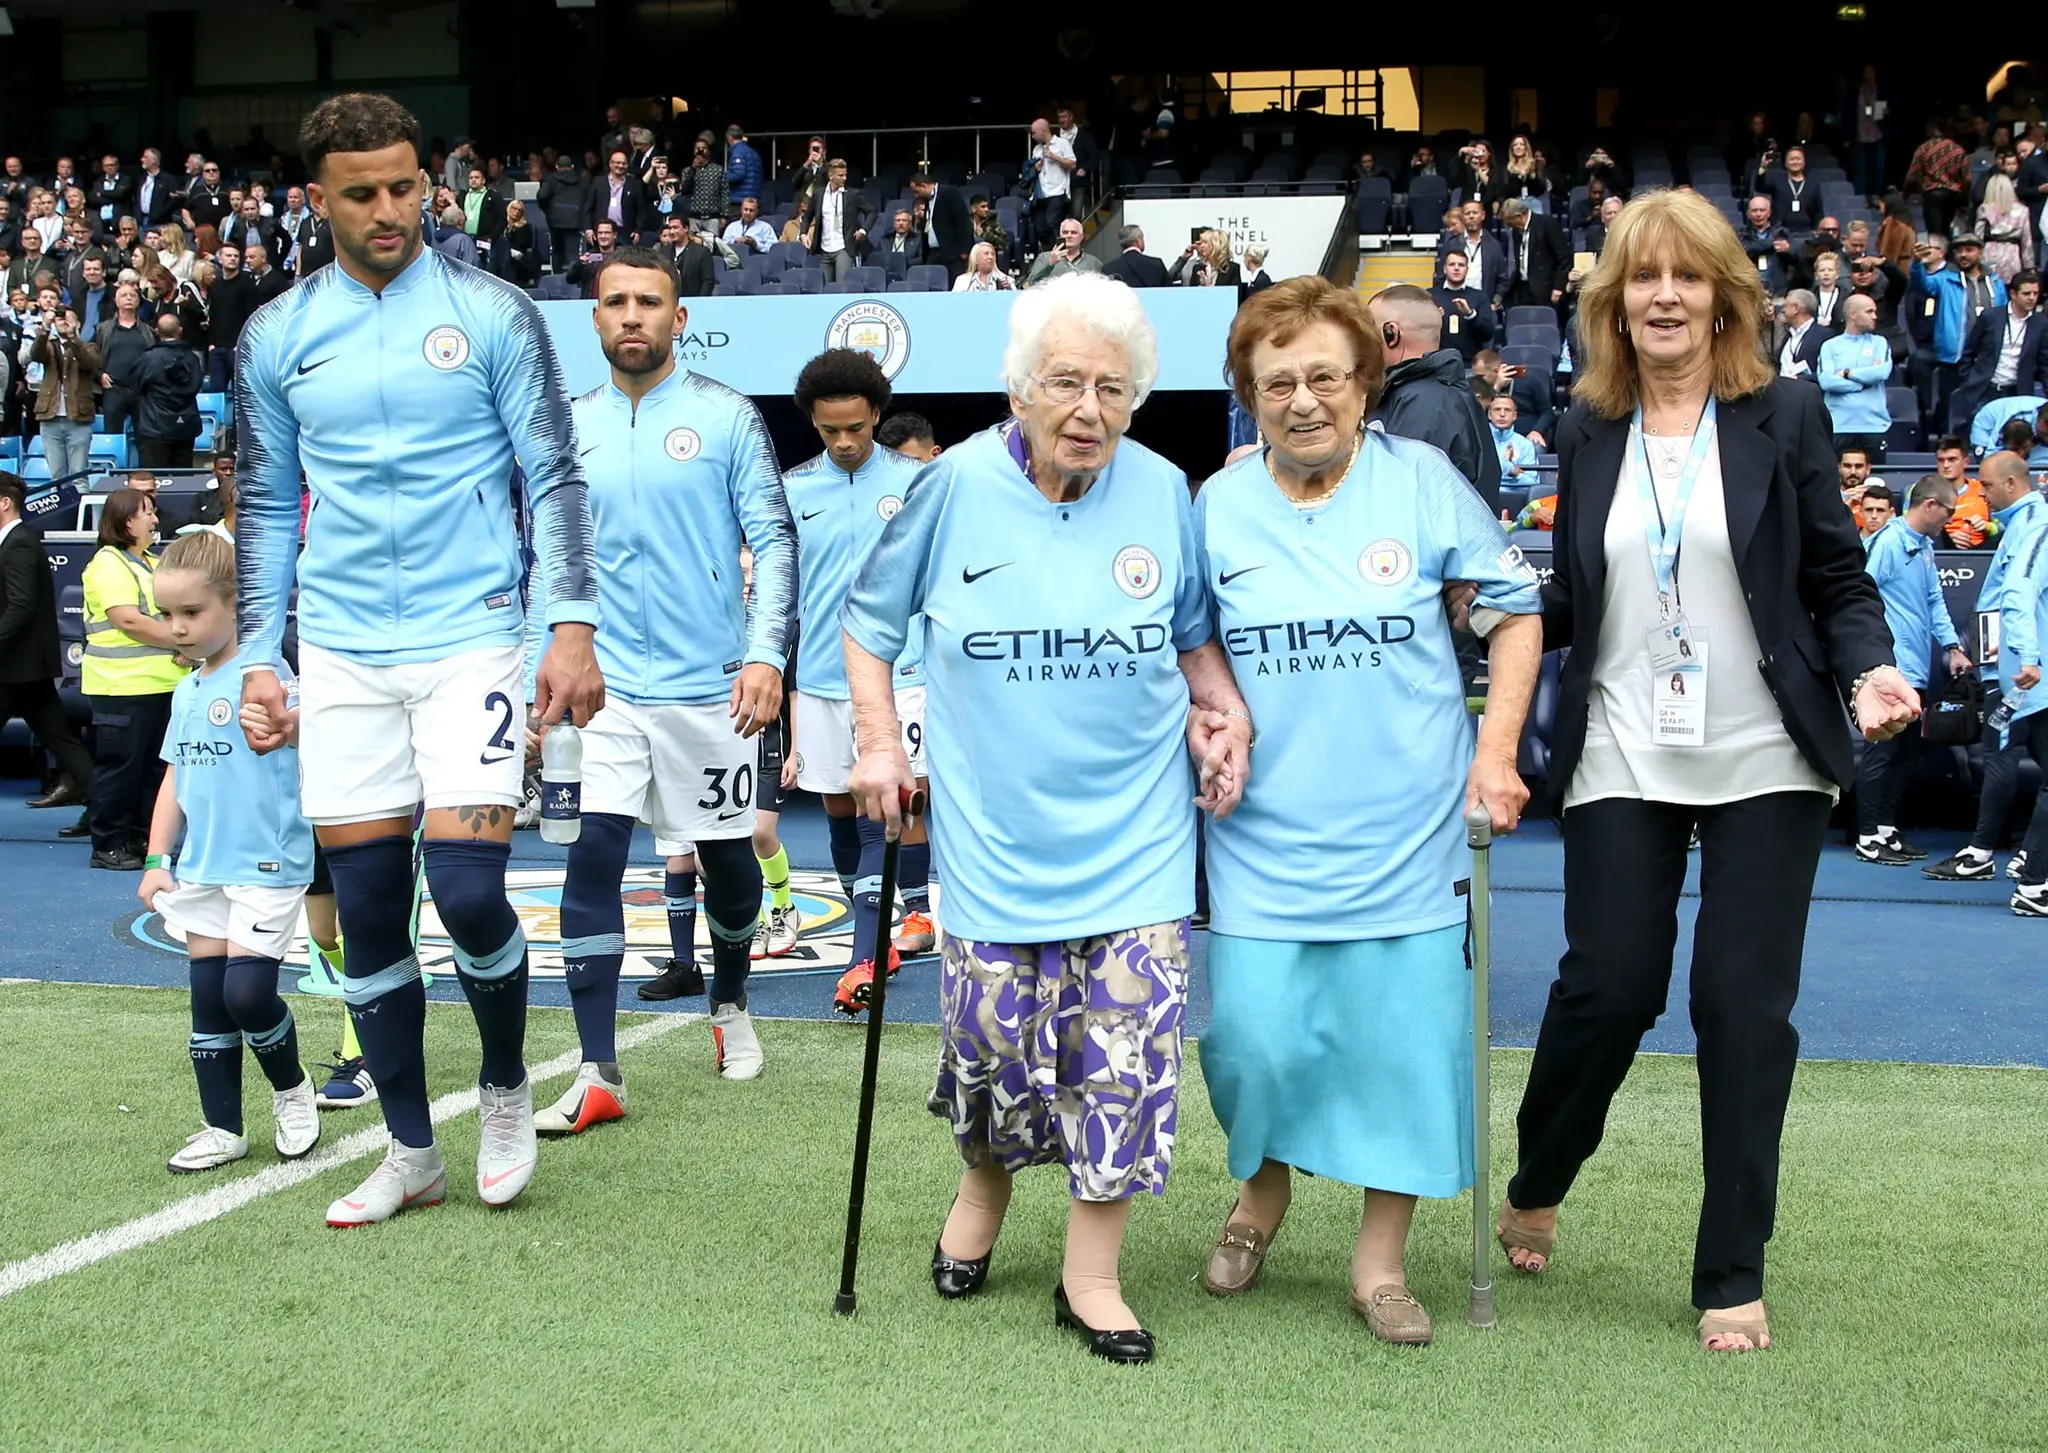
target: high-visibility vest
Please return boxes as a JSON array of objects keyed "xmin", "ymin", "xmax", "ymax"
[{"xmin": 81, "ymin": 546, "xmax": 187, "ymax": 695}]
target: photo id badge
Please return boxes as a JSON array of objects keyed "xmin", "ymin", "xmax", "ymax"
[
  {"xmin": 1646, "ymin": 614, "xmax": 1698, "ymax": 672},
  {"xmin": 1653, "ymin": 637, "xmax": 1708, "ymax": 747}
]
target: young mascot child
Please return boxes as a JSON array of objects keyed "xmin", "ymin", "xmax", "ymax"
[{"xmin": 138, "ymin": 531, "xmax": 322, "ymax": 1173}]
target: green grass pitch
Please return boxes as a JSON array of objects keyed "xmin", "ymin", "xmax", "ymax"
[{"xmin": 0, "ymin": 982, "xmax": 2041, "ymax": 1451}]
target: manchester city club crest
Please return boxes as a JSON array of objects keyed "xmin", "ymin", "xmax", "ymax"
[
  {"xmin": 423, "ymin": 325, "xmax": 471, "ymax": 370},
  {"xmin": 1112, "ymin": 544, "xmax": 1162, "ymax": 599},
  {"xmin": 664, "ymin": 428, "xmax": 702, "ymax": 461},
  {"xmin": 131, "ymin": 868, "xmax": 875, "ymax": 981},
  {"xmin": 877, "ymin": 495, "xmax": 902, "ymax": 520},
  {"xmin": 207, "ymin": 697, "xmax": 233, "ymax": 727},
  {"xmin": 1359, "ymin": 538, "xmax": 1413, "ymax": 586},
  {"xmin": 824, "ymin": 300, "xmax": 911, "ymax": 380}
]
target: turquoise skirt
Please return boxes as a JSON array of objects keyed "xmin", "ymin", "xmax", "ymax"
[{"xmin": 1198, "ymin": 925, "xmax": 1474, "ymax": 1198}]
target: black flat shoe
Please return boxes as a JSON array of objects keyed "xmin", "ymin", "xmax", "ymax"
[
  {"xmin": 27, "ymin": 781, "xmax": 85, "ymax": 809},
  {"xmin": 90, "ymin": 849, "xmax": 143, "ymax": 871},
  {"xmin": 931, "ymin": 1240, "xmax": 992, "ymax": 1299},
  {"xmin": 1053, "ymin": 1282, "xmax": 1154, "ymax": 1364},
  {"xmin": 58, "ymin": 811, "xmax": 90, "ymax": 839},
  {"xmin": 636, "ymin": 959, "xmax": 704, "ymax": 1000}
]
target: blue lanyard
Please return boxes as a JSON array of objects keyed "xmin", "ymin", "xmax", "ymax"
[{"xmin": 1628, "ymin": 396, "xmax": 1717, "ymax": 618}]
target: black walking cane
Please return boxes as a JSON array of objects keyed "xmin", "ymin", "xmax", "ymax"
[
  {"xmin": 834, "ymin": 784, "xmax": 928, "ymax": 1317},
  {"xmin": 1466, "ymin": 807, "xmax": 1498, "ymax": 1330}
]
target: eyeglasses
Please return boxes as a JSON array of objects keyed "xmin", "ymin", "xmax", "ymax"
[
  {"xmin": 1034, "ymin": 375, "xmax": 1132, "ymax": 409},
  {"xmin": 1252, "ymin": 366, "xmax": 1359, "ymax": 403}
]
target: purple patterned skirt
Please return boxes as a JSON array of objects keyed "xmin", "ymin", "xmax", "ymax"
[{"xmin": 927, "ymin": 921, "xmax": 1190, "ymax": 1202}]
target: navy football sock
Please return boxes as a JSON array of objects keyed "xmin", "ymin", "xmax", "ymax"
[
  {"xmin": 828, "ymin": 811, "xmax": 861, "ymax": 900},
  {"xmin": 697, "ymin": 837, "xmax": 762, "ymax": 1008},
  {"xmin": 327, "ymin": 835, "xmax": 434, "ymax": 1148},
  {"xmin": 423, "ymin": 838, "xmax": 529, "ymax": 1090},
  {"xmin": 187, "ymin": 954, "xmax": 243, "ymax": 1135},
  {"xmin": 851, "ymin": 814, "xmax": 886, "ymax": 968},
  {"xmin": 664, "ymin": 867, "xmax": 698, "ymax": 963},
  {"xmin": 562, "ymin": 813, "xmax": 633, "ymax": 1064},
  {"xmin": 899, "ymin": 842, "xmax": 931, "ymax": 917},
  {"xmin": 224, "ymin": 954, "xmax": 302, "ymax": 1091}
]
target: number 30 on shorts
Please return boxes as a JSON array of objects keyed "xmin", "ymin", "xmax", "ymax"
[{"xmin": 697, "ymin": 764, "xmax": 755, "ymax": 810}]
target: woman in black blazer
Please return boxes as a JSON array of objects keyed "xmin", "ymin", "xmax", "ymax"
[{"xmin": 1490, "ymin": 190, "xmax": 1920, "ymax": 1353}]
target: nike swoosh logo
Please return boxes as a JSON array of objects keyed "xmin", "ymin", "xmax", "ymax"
[
  {"xmin": 800, "ymin": 509, "xmax": 826, "ymax": 521},
  {"xmin": 579, "ymin": 443, "xmax": 601, "ymax": 458},
  {"xmin": 716, "ymin": 808, "xmax": 748, "ymax": 822},
  {"xmin": 296, "ymin": 357, "xmax": 334, "ymax": 375},
  {"xmin": 479, "ymin": 750, "xmax": 515, "ymax": 765},
  {"xmin": 1218, "ymin": 567, "xmax": 1265, "ymax": 585},
  {"xmin": 479, "ymin": 1162, "xmax": 532, "ymax": 1190},
  {"xmin": 962, "ymin": 563, "xmax": 1012, "ymax": 584}
]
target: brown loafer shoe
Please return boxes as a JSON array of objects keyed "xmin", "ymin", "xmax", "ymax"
[
  {"xmin": 1201, "ymin": 1217, "xmax": 1274, "ymax": 1296},
  {"xmin": 1350, "ymin": 1282, "xmax": 1432, "ymax": 1345}
]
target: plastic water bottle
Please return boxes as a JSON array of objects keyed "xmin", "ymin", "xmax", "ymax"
[{"xmin": 540, "ymin": 723, "xmax": 583, "ymax": 844}]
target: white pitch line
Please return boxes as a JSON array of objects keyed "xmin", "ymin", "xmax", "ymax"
[
  {"xmin": 0, "ymin": 978, "xmax": 33, "ymax": 987},
  {"xmin": 0, "ymin": 1012, "xmax": 701, "ymax": 1301}
]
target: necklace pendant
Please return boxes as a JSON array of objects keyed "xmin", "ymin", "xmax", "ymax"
[{"xmin": 1659, "ymin": 453, "xmax": 1682, "ymax": 478}]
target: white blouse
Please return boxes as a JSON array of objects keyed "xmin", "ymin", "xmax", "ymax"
[{"xmin": 1568, "ymin": 436, "xmax": 1837, "ymax": 809}]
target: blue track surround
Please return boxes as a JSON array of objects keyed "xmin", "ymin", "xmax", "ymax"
[{"xmin": 2, "ymin": 783, "xmax": 2043, "ymax": 1068}]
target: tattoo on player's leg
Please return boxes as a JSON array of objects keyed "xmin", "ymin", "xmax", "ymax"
[{"xmin": 453, "ymin": 804, "xmax": 511, "ymax": 838}]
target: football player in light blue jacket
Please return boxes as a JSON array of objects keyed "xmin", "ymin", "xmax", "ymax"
[
  {"xmin": 232, "ymin": 93, "xmax": 605, "ymax": 1227},
  {"xmin": 520, "ymin": 246, "xmax": 798, "ymax": 1125}
]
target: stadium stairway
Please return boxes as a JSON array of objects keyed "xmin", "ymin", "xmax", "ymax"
[{"xmin": 1355, "ymin": 247, "xmax": 1434, "ymax": 298}]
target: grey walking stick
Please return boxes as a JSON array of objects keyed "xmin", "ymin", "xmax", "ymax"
[{"xmin": 1465, "ymin": 808, "xmax": 1498, "ymax": 1330}]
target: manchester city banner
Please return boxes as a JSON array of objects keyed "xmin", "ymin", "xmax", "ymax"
[{"xmin": 536, "ymin": 288, "xmax": 1239, "ymax": 397}]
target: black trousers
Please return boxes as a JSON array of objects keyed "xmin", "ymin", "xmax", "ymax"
[
  {"xmin": 2016, "ymin": 710, "xmax": 2048, "ymax": 886},
  {"xmin": 1508, "ymin": 790, "xmax": 1832, "ymax": 1309},
  {"xmin": 1854, "ymin": 725, "xmax": 1923, "ymax": 836},
  {"xmin": 86, "ymin": 690, "xmax": 173, "ymax": 854},
  {"xmin": 1922, "ymin": 188, "xmax": 1963, "ymax": 242},
  {"xmin": 136, "ymin": 437, "xmax": 194, "ymax": 470},
  {"xmin": 1970, "ymin": 683, "xmax": 2030, "ymax": 850},
  {"xmin": 99, "ymin": 387, "xmax": 135, "ymax": 436},
  {"xmin": 0, "ymin": 678, "xmax": 94, "ymax": 790}
]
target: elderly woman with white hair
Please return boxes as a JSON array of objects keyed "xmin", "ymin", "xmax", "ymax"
[{"xmin": 842, "ymin": 272, "xmax": 1253, "ymax": 1364}]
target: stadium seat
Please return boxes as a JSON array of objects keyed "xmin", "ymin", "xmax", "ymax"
[
  {"xmin": 789, "ymin": 268, "xmax": 824, "ymax": 294},
  {"xmin": 879, "ymin": 251, "xmax": 910, "ymax": 281},
  {"xmin": 26, "ymin": 435, "xmax": 43, "ymax": 458},
  {"xmin": 823, "ymin": 281, "xmax": 857, "ymax": 294},
  {"xmin": 769, "ymin": 241, "xmax": 808, "ymax": 273},
  {"xmin": 1886, "ymin": 386, "xmax": 1919, "ymax": 426},
  {"xmin": 1145, "ymin": 169, "xmax": 1182, "ymax": 186},
  {"xmin": 1505, "ymin": 306, "xmax": 1554, "ymax": 331},
  {"xmin": 0, "ymin": 438, "xmax": 17, "ymax": 463},
  {"xmin": 1356, "ymin": 195, "xmax": 1390, "ymax": 234},
  {"xmin": 1406, "ymin": 176, "xmax": 1449, "ymax": 229},
  {"xmin": 1518, "ymin": 650, "xmax": 1564, "ymax": 788},
  {"xmin": 755, "ymin": 279, "xmax": 790, "ymax": 296},
  {"xmin": 714, "ymin": 283, "xmax": 738, "ymax": 296},
  {"xmin": 1500, "ymin": 345, "xmax": 1554, "ymax": 373},
  {"xmin": 728, "ymin": 269, "xmax": 759, "ymax": 295},
  {"xmin": 846, "ymin": 265, "xmax": 889, "ymax": 292},
  {"xmin": 21, "ymin": 457, "xmax": 50, "ymax": 484},
  {"xmin": 89, "ymin": 434, "xmax": 130, "ymax": 471},
  {"xmin": 887, "ymin": 280, "xmax": 919, "ymax": 293},
  {"xmin": 907, "ymin": 265, "xmax": 947, "ymax": 292},
  {"xmin": 1884, "ymin": 419, "xmax": 1926, "ymax": 453},
  {"xmin": 536, "ymin": 275, "xmax": 577, "ymax": 300},
  {"xmin": 1507, "ymin": 325, "xmax": 1561, "ymax": 350}
]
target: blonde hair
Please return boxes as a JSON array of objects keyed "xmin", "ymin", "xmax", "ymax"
[
  {"xmin": 1984, "ymin": 173, "xmax": 2020, "ymax": 215},
  {"xmin": 158, "ymin": 223, "xmax": 187, "ymax": 257},
  {"xmin": 1572, "ymin": 188, "xmax": 1775, "ymax": 419},
  {"xmin": 158, "ymin": 529, "xmax": 235, "ymax": 602},
  {"xmin": 506, "ymin": 199, "xmax": 527, "ymax": 227},
  {"xmin": 1201, "ymin": 228, "xmax": 1234, "ymax": 270},
  {"xmin": 1813, "ymin": 250, "xmax": 1841, "ymax": 283},
  {"xmin": 1243, "ymin": 244, "xmax": 1268, "ymax": 269}
]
